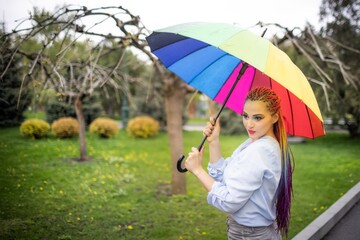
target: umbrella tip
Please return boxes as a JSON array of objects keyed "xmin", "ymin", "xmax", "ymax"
[{"xmin": 261, "ymin": 28, "xmax": 268, "ymax": 37}]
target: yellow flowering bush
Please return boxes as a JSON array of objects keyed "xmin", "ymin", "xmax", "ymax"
[
  {"xmin": 20, "ymin": 119, "xmax": 50, "ymax": 139},
  {"xmin": 89, "ymin": 117, "xmax": 119, "ymax": 138},
  {"xmin": 127, "ymin": 116, "xmax": 160, "ymax": 138},
  {"xmin": 51, "ymin": 117, "xmax": 79, "ymax": 138}
]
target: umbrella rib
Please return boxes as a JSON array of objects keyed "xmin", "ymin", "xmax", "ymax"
[
  {"xmin": 305, "ymin": 106, "xmax": 315, "ymax": 139},
  {"xmin": 187, "ymin": 52, "xmax": 234, "ymax": 88},
  {"xmin": 247, "ymin": 64, "xmax": 256, "ymax": 92},
  {"xmin": 286, "ymin": 89, "xmax": 296, "ymax": 137},
  {"xmin": 166, "ymin": 39, "xmax": 209, "ymax": 68}
]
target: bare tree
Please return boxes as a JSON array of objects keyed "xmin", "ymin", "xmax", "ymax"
[{"xmin": 1, "ymin": 5, "xmax": 190, "ymax": 194}]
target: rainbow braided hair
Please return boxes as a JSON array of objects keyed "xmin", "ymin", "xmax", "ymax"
[{"xmin": 246, "ymin": 87, "xmax": 294, "ymax": 238}]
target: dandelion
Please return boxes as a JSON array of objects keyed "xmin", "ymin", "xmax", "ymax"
[
  {"xmin": 17, "ymin": 183, "xmax": 21, "ymax": 188},
  {"xmin": 59, "ymin": 190, "xmax": 64, "ymax": 195},
  {"xmin": 68, "ymin": 212, "xmax": 72, "ymax": 216},
  {"xmin": 201, "ymin": 231, "xmax": 207, "ymax": 235},
  {"xmin": 77, "ymin": 217, "xmax": 81, "ymax": 221},
  {"xmin": 39, "ymin": 186, "xmax": 44, "ymax": 191},
  {"xmin": 127, "ymin": 225, "xmax": 133, "ymax": 230}
]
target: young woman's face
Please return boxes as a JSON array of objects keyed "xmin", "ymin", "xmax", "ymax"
[{"xmin": 242, "ymin": 100, "xmax": 279, "ymax": 141}]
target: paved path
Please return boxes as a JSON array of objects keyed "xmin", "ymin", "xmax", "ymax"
[
  {"xmin": 322, "ymin": 200, "xmax": 360, "ymax": 240},
  {"xmin": 292, "ymin": 182, "xmax": 360, "ymax": 240}
]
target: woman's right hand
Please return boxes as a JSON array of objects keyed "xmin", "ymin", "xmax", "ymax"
[{"xmin": 203, "ymin": 116, "xmax": 220, "ymax": 143}]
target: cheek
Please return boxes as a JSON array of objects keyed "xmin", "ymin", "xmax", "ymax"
[
  {"xmin": 263, "ymin": 120, "xmax": 274, "ymax": 130},
  {"xmin": 242, "ymin": 118, "xmax": 246, "ymax": 125}
]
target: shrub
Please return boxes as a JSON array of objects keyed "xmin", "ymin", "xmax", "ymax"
[
  {"xmin": 51, "ymin": 117, "xmax": 79, "ymax": 138},
  {"xmin": 89, "ymin": 117, "xmax": 119, "ymax": 138},
  {"xmin": 20, "ymin": 119, "xmax": 50, "ymax": 139},
  {"xmin": 127, "ymin": 116, "xmax": 160, "ymax": 138}
]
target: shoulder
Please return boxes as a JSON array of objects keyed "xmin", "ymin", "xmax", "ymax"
[{"xmin": 245, "ymin": 137, "xmax": 281, "ymax": 164}]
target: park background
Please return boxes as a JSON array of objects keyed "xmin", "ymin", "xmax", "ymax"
[{"xmin": 0, "ymin": 0, "xmax": 359, "ymax": 239}]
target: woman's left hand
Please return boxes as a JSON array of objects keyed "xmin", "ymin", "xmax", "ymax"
[{"xmin": 185, "ymin": 147, "xmax": 204, "ymax": 174}]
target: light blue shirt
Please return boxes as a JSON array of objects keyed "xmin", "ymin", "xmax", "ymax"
[{"xmin": 207, "ymin": 136, "xmax": 281, "ymax": 227}]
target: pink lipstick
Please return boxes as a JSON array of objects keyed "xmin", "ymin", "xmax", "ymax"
[{"xmin": 248, "ymin": 130, "xmax": 255, "ymax": 135}]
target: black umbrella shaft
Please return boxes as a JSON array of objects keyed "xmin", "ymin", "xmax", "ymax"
[
  {"xmin": 177, "ymin": 62, "xmax": 249, "ymax": 173},
  {"xmin": 197, "ymin": 62, "xmax": 249, "ymax": 150}
]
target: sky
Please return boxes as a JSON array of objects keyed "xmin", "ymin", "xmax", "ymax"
[{"xmin": 1, "ymin": 0, "xmax": 323, "ymax": 36}]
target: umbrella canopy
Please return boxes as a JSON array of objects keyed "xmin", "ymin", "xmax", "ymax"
[{"xmin": 146, "ymin": 22, "xmax": 325, "ymax": 139}]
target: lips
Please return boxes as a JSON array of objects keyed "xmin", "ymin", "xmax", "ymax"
[{"xmin": 248, "ymin": 129, "xmax": 255, "ymax": 135}]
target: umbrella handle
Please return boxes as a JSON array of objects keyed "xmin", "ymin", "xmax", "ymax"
[
  {"xmin": 176, "ymin": 135, "xmax": 208, "ymax": 173},
  {"xmin": 176, "ymin": 155, "xmax": 187, "ymax": 172}
]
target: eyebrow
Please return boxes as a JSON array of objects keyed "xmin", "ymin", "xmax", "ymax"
[{"xmin": 243, "ymin": 112, "xmax": 265, "ymax": 117}]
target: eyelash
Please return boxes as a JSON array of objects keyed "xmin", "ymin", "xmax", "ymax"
[{"xmin": 242, "ymin": 114, "xmax": 263, "ymax": 121}]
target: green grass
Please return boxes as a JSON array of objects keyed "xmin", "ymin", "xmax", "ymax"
[
  {"xmin": 0, "ymin": 127, "xmax": 359, "ymax": 240},
  {"xmin": 187, "ymin": 117, "xmax": 208, "ymax": 125}
]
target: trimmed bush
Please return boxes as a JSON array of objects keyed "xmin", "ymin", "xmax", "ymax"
[
  {"xmin": 127, "ymin": 116, "xmax": 160, "ymax": 138},
  {"xmin": 20, "ymin": 119, "xmax": 50, "ymax": 139},
  {"xmin": 51, "ymin": 117, "xmax": 79, "ymax": 138},
  {"xmin": 89, "ymin": 117, "xmax": 119, "ymax": 138}
]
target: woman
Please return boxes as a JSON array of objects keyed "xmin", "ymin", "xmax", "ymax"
[{"xmin": 185, "ymin": 87, "xmax": 294, "ymax": 239}]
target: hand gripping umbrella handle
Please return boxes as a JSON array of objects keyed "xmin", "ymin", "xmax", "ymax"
[
  {"xmin": 177, "ymin": 62, "xmax": 249, "ymax": 173},
  {"xmin": 177, "ymin": 135, "xmax": 208, "ymax": 172}
]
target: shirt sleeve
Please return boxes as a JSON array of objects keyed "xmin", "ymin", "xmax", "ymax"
[
  {"xmin": 207, "ymin": 157, "xmax": 226, "ymax": 181},
  {"xmin": 207, "ymin": 141, "xmax": 272, "ymax": 214},
  {"xmin": 207, "ymin": 140, "xmax": 249, "ymax": 181}
]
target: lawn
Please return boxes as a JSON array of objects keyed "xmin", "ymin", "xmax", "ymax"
[{"xmin": 0, "ymin": 127, "xmax": 359, "ymax": 239}]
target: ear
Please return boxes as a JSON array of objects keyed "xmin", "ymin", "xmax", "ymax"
[{"xmin": 272, "ymin": 113, "xmax": 279, "ymax": 124}]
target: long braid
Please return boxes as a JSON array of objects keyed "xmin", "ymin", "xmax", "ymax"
[{"xmin": 246, "ymin": 87, "xmax": 294, "ymax": 238}]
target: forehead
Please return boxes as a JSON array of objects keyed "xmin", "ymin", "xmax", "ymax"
[{"xmin": 243, "ymin": 100, "xmax": 269, "ymax": 114}]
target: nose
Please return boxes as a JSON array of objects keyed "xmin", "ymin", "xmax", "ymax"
[{"xmin": 247, "ymin": 119, "xmax": 254, "ymax": 128}]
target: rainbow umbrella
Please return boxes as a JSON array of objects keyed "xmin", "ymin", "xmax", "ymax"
[{"xmin": 146, "ymin": 22, "xmax": 325, "ymax": 172}]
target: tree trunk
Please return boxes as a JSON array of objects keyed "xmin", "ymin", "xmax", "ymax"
[
  {"xmin": 347, "ymin": 115, "xmax": 360, "ymax": 138},
  {"xmin": 165, "ymin": 76, "xmax": 187, "ymax": 195},
  {"xmin": 74, "ymin": 96, "xmax": 88, "ymax": 161}
]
